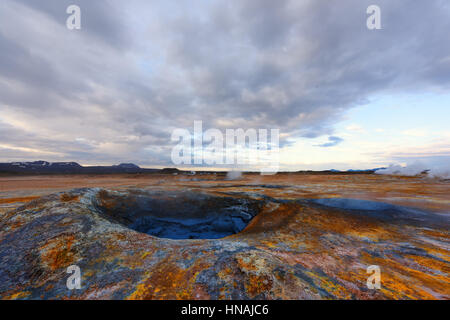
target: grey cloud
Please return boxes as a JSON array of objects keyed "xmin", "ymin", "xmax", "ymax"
[
  {"xmin": 14, "ymin": 0, "xmax": 129, "ymax": 50},
  {"xmin": 0, "ymin": 0, "xmax": 449, "ymax": 166},
  {"xmin": 316, "ymin": 136, "xmax": 344, "ymax": 148}
]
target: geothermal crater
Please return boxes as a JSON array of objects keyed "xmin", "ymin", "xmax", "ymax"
[
  {"xmin": 0, "ymin": 178, "xmax": 449, "ymax": 300},
  {"xmin": 94, "ymin": 189, "xmax": 264, "ymax": 239}
]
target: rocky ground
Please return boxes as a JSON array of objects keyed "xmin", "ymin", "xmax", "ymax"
[{"xmin": 0, "ymin": 174, "xmax": 449, "ymax": 299}]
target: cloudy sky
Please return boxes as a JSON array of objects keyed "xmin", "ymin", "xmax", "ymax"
[{"xmin": 0, "ymin": 0, "xmax": 449, "ymax": 171}]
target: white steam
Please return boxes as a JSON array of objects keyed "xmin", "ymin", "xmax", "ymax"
[
  {"xmin": 226, "ymin": 170, "xmax": 243, "ymax": 180},
  {"xmin": 376, "ymin": 161, "xmax": 450, "ymax": 179}
]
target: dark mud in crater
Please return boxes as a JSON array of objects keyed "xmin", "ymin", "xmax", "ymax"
[{"xmin": 94, "ymin": 190, "xmax": 265, "ymax": 239}]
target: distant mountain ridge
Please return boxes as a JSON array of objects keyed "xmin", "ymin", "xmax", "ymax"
[
  {"xmin": 0, "ymin": 161, "xmax": 384, "ymax": 175},
  {"xmin": 0, "ymin": 161, "xmax": 163, "ymax": 175},
  {"xmin": 296, "ymin": 168, "xmax": 384, "ymax": 175}
]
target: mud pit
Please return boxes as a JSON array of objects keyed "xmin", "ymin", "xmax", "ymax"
[{"xmin": 94, "ymin": 190, "xmax": 263, "ymax": 239}]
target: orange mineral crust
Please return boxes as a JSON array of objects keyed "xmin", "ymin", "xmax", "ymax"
[{"xmin": 0, "ymin": 173, "xmax": 448, "ymax": 299}]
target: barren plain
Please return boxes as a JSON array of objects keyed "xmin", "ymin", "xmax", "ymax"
[{"xmin": 0, "ymin": 173, "xmax": 449, "ymax": 299}]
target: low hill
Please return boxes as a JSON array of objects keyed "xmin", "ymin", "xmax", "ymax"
[{"xmin": 0, "ymin": 161, "xmax": 161, "ymax": 175}]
